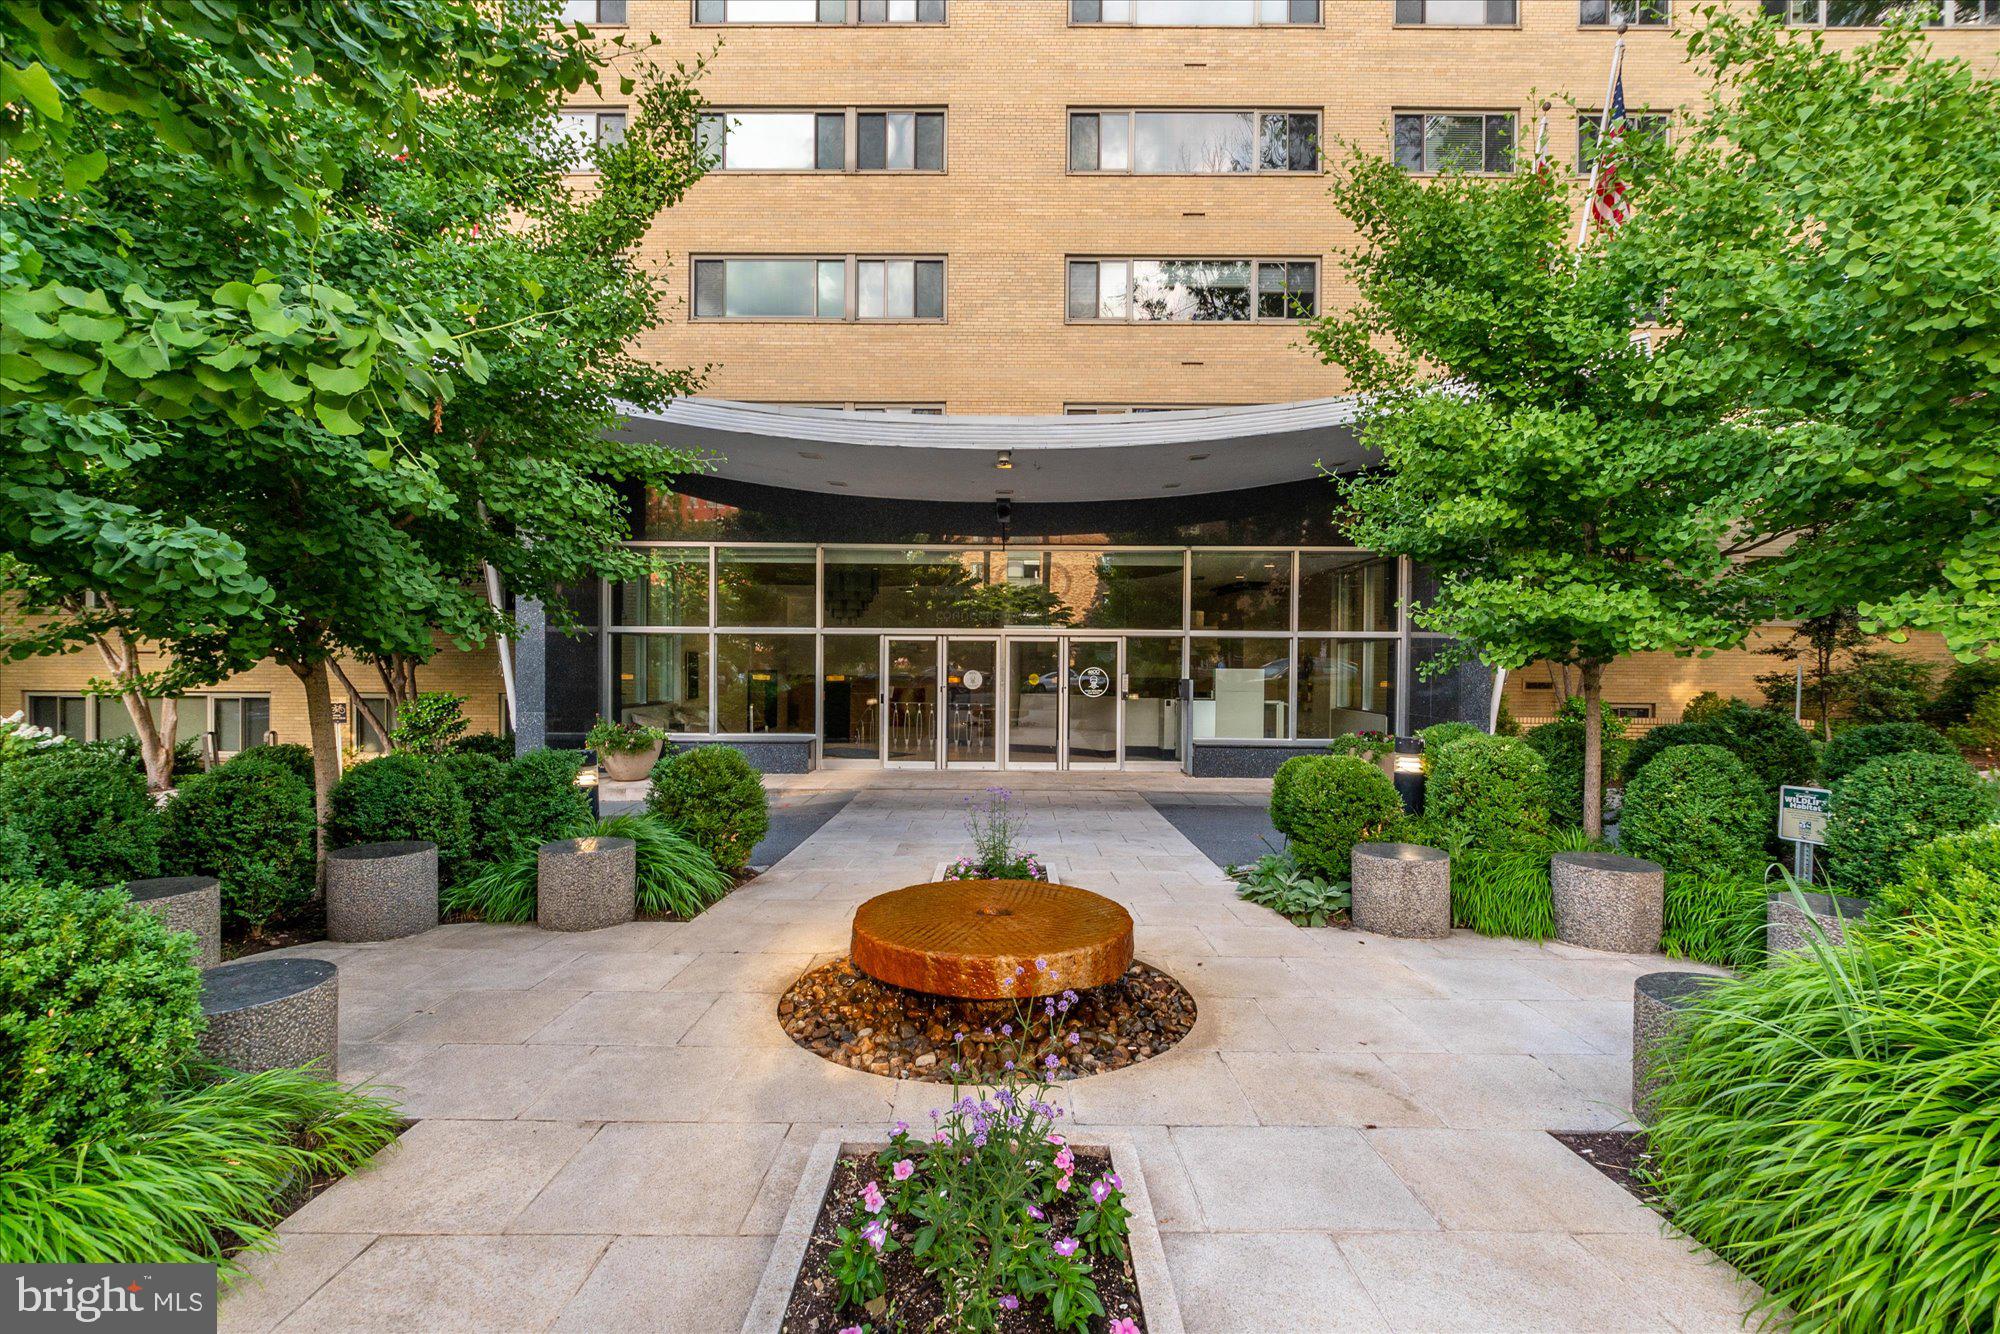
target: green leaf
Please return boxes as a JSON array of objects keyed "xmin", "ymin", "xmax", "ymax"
[
  {"xmin": 2, "ymin": 61, "xmax": 64, "ymax": 121},
  {"xmin": 306, "ymin": 361, "xmax": 370, "ymax": 395},
  {"xmin": 250, "ymin": 363, "xmax": 311, "ymax": 403},
  {"xmin": 313, "ymin": 398, "xmax": 363, "ymax": 435},
  {"xmin": 56, "ymin": 311, "xmax": 123, "ymax": 342},
  {"xmin": 61, "ymin": 149, "xmax": 108, "ymax": 191}
]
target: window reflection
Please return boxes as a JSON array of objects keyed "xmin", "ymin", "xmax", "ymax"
[
  {"xmin": 1298, "ymin": 553, "xmax": 1397, "ymax": 632},
  {"xmin": 1298, "ymin": 638, "xmax": 1396, "ymax": 738},
  {"xmin": 616, "ymin": 551, "xmax": 709, "ymax": 627},
  {"xmin": 718, "ymin": 547, "xmax": 815, "ymax": 626},
  {"xmin": 1190, "ymin": 551, "xmax": 1290, "ymax": 631},
  {"xmin": 616, "ymin": 634, "xmax": 708, "ymax": 732},
  {"xmin": 1190, "ymin": 638, "xmax": 1290, "ymax": 739},
  {"xmin": 717, "ymin": 634, "xmax": 815, "ymax": 733}
]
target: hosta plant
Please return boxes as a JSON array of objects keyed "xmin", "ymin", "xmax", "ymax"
[
  {"xmin": 825, "ymin": 966, "xmax": 1133, "ymax": 1334},
  {"xmin": 1230, "ymin": 851, "xmax": 1351, "ymax": 926}
]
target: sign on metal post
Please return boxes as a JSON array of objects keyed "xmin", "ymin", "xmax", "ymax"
[{"xmin": 1778, "ymin": 785, "xmax": 1832, "ymax": 885}]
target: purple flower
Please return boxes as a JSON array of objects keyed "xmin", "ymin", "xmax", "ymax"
[
  {"xmin": 1091, "ymin": 1178, "xmax": 1114, "ymax": 1204},
  {"xmin": 1053, "ymin": 1236, "xmax": 1080, "ymax": 1258},
  {"xmin": 893, "ymin": 1158, "xmax": 915, "ymax": 1181},
  {"xmin": 862, "ymin": 1219, "xmax": 889, "ymax": 1252},
  {"xmin": 1109, "ymin": 1172, "xmax": 1123, "ymax": 1190},
  {"xmin": 955, "ymin": 1030, "xmax": 966, "ymax": 1041},
  {"xmin": 893, "ymin": 1119, "xmax": 908, "ymax": 1134},
  {"xmin": 999, "ymin": 1295, "xmax": 1020, "ymax": 1311},
  {"xmin": 1026, "ymin": 1203, "xmax": 1045, "ymax": 1221},
  {"xmin": 1066, "ymin": 1030, "xmax": 1081, "ymax": 1046},
  {"xmin": 862, "ymin": 1180, "xmax": 886, "ymax": 1213},
  {"xmin": 1045, "ymin": 1054, "xmax": 1059, "ymax": 1070},
  {"xmin": 1004, "ymin": 1060, "xmax": 1015, "ymax": 1071},
  {"xmin": 983, "ymin": 1026, "xmax": 993, "ymax": 1036},
  {"xmin": 1001, "ymin": 1023, "xmax": 1013, "ymax": 1037},
  {"xmin": 950, "ymin": 1061, "xmax": 961, "ymax": 1073},
  {"xmin": 1035, "ymin": 957, "xmax": 1048, "ymax": 970},
  {"xmin": 929, "ymin": 1108, "xmax": 940, "ymax": 1121},
  {"xmin": 1015, "ymin": 965, "xmax": 1026, "ymax": 977}
]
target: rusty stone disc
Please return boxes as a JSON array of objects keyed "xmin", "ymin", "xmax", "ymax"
[{"xmin": 850, "ymin": 880, "xmax": 1135, "ymax": 999}]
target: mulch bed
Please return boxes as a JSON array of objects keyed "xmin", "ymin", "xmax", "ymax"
[
  {"xmin": 781, "ymin": 1147, "xmax": 1145, "ymax": 1334},
  {"xmin": 1550, "ymin": 1130, "xmax": 1668, "ymax": 1212},
  {"xmin": 222, "ymin": 907, "xmax": 328, "ymax": 961},
  {"xmin": 779, "ymin": 959, "xmax": 1197, "ymax": 1082}
]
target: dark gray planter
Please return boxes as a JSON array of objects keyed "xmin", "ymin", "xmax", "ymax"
[
  {"xmin": 1551, "ymin": 852, "xmax": 1664, "ymax": 954},
  {"xmin": 1766, "ymin": 889, "xmax": 1870, "ymax": 957},
  {"xmin": 1350, "ymin": 843, "xmax": 1451, "ymax": 939},
  {"xmin": 199, "ymin": 957, "xmax": 339, "ymax": 1077},
  {"xmin": 327, "ymin": 840, "xmax": 439, "ymax": 942},
  {"xmin": 1631, "ymin": 971, "xmax": 1725, "ymax": 1124},
  {"xmin": 124, "ymin": 875, "xmax": 222, "ymax": 970},
  {"xmin": 538, "ymin": 835, "xmax": 637, "ymax": 932}
]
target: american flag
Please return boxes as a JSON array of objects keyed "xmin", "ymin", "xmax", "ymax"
[{"xmin": 1589, "ymin": 70, "xmax": 1633, "ymax": 229}]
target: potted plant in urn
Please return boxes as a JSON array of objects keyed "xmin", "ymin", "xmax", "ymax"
[
  {"xmin": 1328, "ymin": 729, "xmax": 1401, "ymax": 780},
  {"xmin": 586, "ymin": 717, "xmax": 671, "ymax": 782}
]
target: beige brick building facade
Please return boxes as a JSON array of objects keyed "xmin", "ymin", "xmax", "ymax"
[{"xmin": 3, "ymin": 0, "xmax": 1989, "ymax": 758}]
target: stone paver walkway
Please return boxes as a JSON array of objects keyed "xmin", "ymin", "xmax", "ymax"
[{"xmin": 222, "ymin": 774, "xmax": 1759, "ymax": 1333}]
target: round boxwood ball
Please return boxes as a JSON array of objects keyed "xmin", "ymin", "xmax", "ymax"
[
  {"xmin": 1827, "ymin": 751, "xmax": 1996, "ymax": 894},
  {"xmin": 1819, "ymin": 722, "xmax": 1957, "ymax": 789},
  {"xmin": 646, "ymin": 746, "xmax": 770, "ymax": 875},
  {"xmin": 1426, "ymin": 734, "xmax": 1551, "ymax": 852},
  {"xmin": 1620, "ymin": 743, "xmax": 1768, "ymax": 878},
  {"xmin": 1283, "ymin": 755, "xmax": 1405, "ymax": 881}
]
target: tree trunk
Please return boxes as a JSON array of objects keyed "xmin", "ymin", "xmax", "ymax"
[
  {"xmin": 1580, "ymin": 661, "xmax": 1606, "ymax": 842},
  {"xmin": 89, "ymin": 626, "xmax": 178, "ymax": 794},
  {"xmin": 293, "ymin": 658, "xmax": 342, "ymax": 887},
  {"xmin": 331, "ymin": 658, "xmax": 395, "ymax": 750}
]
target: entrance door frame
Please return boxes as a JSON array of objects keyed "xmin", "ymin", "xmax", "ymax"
[{"xmin": 883, "ymin": 634, "xmax": 1004, "ymax": 770}]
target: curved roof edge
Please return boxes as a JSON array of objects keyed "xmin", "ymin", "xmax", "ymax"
[{"xmin": 611, "ymin": 396, "xmax": 1371, "ymax": 503}]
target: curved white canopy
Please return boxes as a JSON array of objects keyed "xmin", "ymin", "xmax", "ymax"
[{"xmin": 611, "ymin": 396, "xmax": 1370, "ymax": 502}]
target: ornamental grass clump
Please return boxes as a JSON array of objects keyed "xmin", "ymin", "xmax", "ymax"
[
  {"xmin": 1660, "ymin": 869, "xmax": 1767, "ymax": 968},
  {"xmin": 826, "ymin": 964, "xmax": 1134, "ymax": 1334},
  {"xmin": 1644, "ymin": 907, "xmax": 2000, "ymax": 1331}
]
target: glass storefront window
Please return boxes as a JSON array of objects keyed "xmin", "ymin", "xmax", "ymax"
[
  {"xmin": 717, "ymin": 633, "xmax": 815, "ymax": 733},
  {"xmin": 1190, "ymin": 637, "xmax": 1289, "ymax": 739},
  {"xmin": 1124, "ymin": 636, "xmax": 1185, "ymax": 761},
  {"xmin": 1297, "ymin": 638, "xmax": 1397, "ymax": 738},
  {"xmin": 718, "ymin": 546, "xmax": 816, "ymax": 626},
  {"xmin": 1075, "ymin": 551, "xmax": 1184, "ymax": 629},
  {"xmin": 1189, "ymin": 551, "xmax": 1290, "ymax": 632},
  {"xmin": 821, "ymin": 635, "xmax": 881, "ymax": 760},
  {"xmin": 823, "ymin": 548, "xmax": 999, "ymax": 627},
  {"xmin": 1299, "ymin": 553, "xmax": 1397, "ymax": 633},
  {"xmin": 616, "ymin": 550, "xmax": 709, "ymax": 628},
  {"xmin": 616, "ymin": 633, "xmax": 708, "ymax": 732}
]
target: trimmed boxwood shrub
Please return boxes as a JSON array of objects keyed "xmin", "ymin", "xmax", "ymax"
[
  {"xmin": 1620, "ymin": 744, "xmax": 1768, "ymax": 878},
  {"xmin": 0, "ymin": 878, "xmax": 202, "ymax": 1165},
  {"xmin": 1270, "ymin": 754, "xmax": 1314, "ymax": 837},
  {"xmin": 1426, "ymin": 734, "xmax": 1550, "ymax": 852},
  {"xmin": 1871, "ymin": 824, "xmax": 2000, "ymax": 929},
  {"xmin": 160, "ymin": 754, "xmax": 317, "ymax": 931},
  {"xmin": 327, "ymin": 754, "xmax": 472, "ymax": 880},
  {"xmin": 1523, "ymin": 717, "xmax": 1632, "ymax": 830},
  {"xmin": 1826, "ymin": 752, "xmax": 1996, "ymax": 894},
  {"xmin": 0, "ymin": 747, "xmax": 161, "ymax": 886},
  {"xmin": 452, "ymin": 731, "xmax": 516, "ymax": 760},
  {"xmin": 1416, "ymin": 721, "xmax": 1481, "ymax": 776},
  {"xmin": 1283, "ymin": 755, "xmax": 1404, "ymax": 881},
  {"xmin": 436, "ymin": 751, "xmax": 510, "ymax": 865},
  {"xmin": 482, "ymin": 748, "xmax": 594, "ymax": 864},
  {"xmin": 1818, "ymin": 721, "xmax": 1956, "ymax": 788},
  {"xmin": 1626, "ymin": 703, "xmax": 1816, "ymax": 794},
  {"xmin": 646, "ymin": 745, "xmax": 769, "ymax": 874},
  {"xmin": 1661, "ymin": 870, "xmax": 1767, "ymax": 968},
  {"xmin": 1645, "ymin": 924, "xmax": 2000, "ymax": 1330},
  {"xmin": 235, "ymin": 743, "xmax": 316, "ymax": 786}
]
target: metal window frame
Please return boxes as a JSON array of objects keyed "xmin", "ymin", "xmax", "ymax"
[
  {"xmin": 1069, "ymin": 0, "xmax": 1324, "ymax": 27},
  {"xmin": 701, "ymin": 106, "xmax": 947, "ymax": 173},
  {"xmin": 1065, "ymin": 107, "xmax": 1323, "ymax": 175},
  {"xmin": 1392, "ymin": 109, "xmax": 1519, "ymax": 176},
  {"xmin": 693, "ymin": 0, "xmax": 948, "ymax": 25},
  {"xmin": 1578, "ymin": 0, "xmax": 1670, "ymax": 25},
  {"xmin": 1063, "ymin": 256, "xmax": 1320, "ymax": 324},
  {"xmin": 690, "ymin": 254, "xmax": 949, "ymax": 323},
  {"xmin": 1395, "ymin": 0, "xmax": 1520, "ymax": 26}
]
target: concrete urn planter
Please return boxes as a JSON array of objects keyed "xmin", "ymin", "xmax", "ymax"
[
  {"xmin": 598, "ymin": 742, "xmax": 663, "ymax": 783},
  {"xmin": 123, "ymin": 875, "xmax": 223, "ymax": 970},
  {"xmin": 537, "ymin": 835, "xmax": 637, "ymax": 932},
  {"xmin": 1350, "ymin": 842, "xmax": 1451, "ymax": 939},
  {"xmin": 1766, "ymin": 889, "xmax": 1870, "ymax": 957},
  {"xmin": 1550, "ymin": 851, "xmax": 1665, "ymax": 954}
]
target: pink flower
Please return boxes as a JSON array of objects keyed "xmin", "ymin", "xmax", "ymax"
[
  {"xmin": 1110, "ymin": 1320, "xmax": 1141, "ymax": 1334},
  {"xmin": 892, "ymin": 1158, "xmax": 915, "ymax": 1181},
  {"xmin": 1054, "ymin": 1146, "xmax": 1074, "ymax": 1173},
  {"xmin": 861, "ymin": 1218, "xmax": 888, "ymax": 1251},
  {"xmin": 862, "ymin": 1180, "xmax": 885, "ymax": 1213},
  {"xmin": 998, "ymin": 1295, "xmax": 1020, "ymax": 1311},
  {"xmin": 841, "ymin": 1327, "xmax": 864, "ymax": 1334},
  {"xmin": 1091, "ymin": 1177, "xmax": 1114, "ymax": 1204},
  {"xmin": 1057, "ymin": 1171, "xmax": 1072, "ymax": 1193},
  {"xmin": 1026, "ymin": 1203, "xmax": 1044, "ymax": 1221},
  {"xmin": 1053, "ymin": 1235, "xmax": 1080, "ymax": 1257}
]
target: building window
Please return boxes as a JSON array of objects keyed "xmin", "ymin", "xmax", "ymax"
[
  {"xmin": 1064, "ymin": 403, "xmax": 1233, "ymax": 413},
  {"xmin": 695, "ymin": 0, "xmax": 944, "ymax": 23},
  {"xmin": 24, "ymin": 693, "xmax": 86, "ymax": 738},
  {"xmin": 1299, "ymin": 553, "xmax": 1398, "ymax": 633},
  {"xmin": 699, "ymin": 109, "xmax": 943, "ymax": 172},
  {"xmin": 718, "ymin": 547, "xmax": 817, "ymax": 627},
  {"xmin": 1580, "ymin": 0, "xmax": 1668, "ymax": 24},
  {"xmin": 616, "ymin": 634, "xmax": 709, "ymax": 732},
  {"xmin": 848, "ymin": 403, "xmax": 945, "ymax": 413},
  {"xmin": 560, "ymin": 0, "xmax": 627, "ymax": 21},
  {"xmin": 617, "ymin": 549, "xmax": 710, "ymax": 628},
  {"xmin": 1191, "ymin": 551, "xmax": 1291, "ymax": 631},
  {"xmin": 1297, "ymin": 639, "xmax": 1397, "ymax": 738},
  {"xmin": 1394, "ymin": 0, "xmax": 1517, "ymax": 23},
  {"xmin": 1393, "ymin": 112, "xmax": 1516, "ymax": 174},
  {"xmin": 693, "ymin": 257, "xmax": 944, "ymax": 321},
  {"xmin": 211, "ymin": 696, "xmax": 272, "ymax": 752},
  {"xmin": 556, "ymin": 110, "xmax": 627, "ymax": 171},
  {"xmin": 1190, "ymin": 638, "xmax": 1291, "ymax": 739},
  {"xmin": 1768, "ymin": 0, "xmax": 1995, "ymax": 23},
  {"xmin": 1068, "ymin": 110, "xmax": 1318, "ymax": 174},
  {"xmin": 1071, "ymin": 0, "xmax": 1320, "ymax": 23},
  {"xmin": 1577, "ymin": 110, "xmax": 1670, "ymax": 174},
  {"xmin": 351, "ymin": 696, "xmax": 397, "ymax": 754},
  {"xmin": 1066, "ymin": 258, "xmax": 1316, "ymax": 322},
  {"xmin": 717, "ymin": 634, "xmax": 816, "ymax": 732}
]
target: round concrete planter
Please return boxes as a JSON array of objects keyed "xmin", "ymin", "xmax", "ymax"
[
  {"xmin": 1631, "ymin": 970, "xmax": 1725, "ymax": 1123},
  {"xmin": 199, "ymin": 957, "xmax": 339, "ymax": 1077},
  {"xmin": 124, "ymin": 875, "xmax": 222, "ymax": 970},
  {"xmin": 1551, "ymin": 851, "xmax": 1664, "ymax": 954},
  {"xmin": 1766, "ymin": 889, "xmax": 1870, "ymax": 957},
  {"xmin": 327, "ymin": 840, "xmax": 438, "ymax": 942},
  {"xmin": 538, "ymin": 835, "xmax": 637, "ymax": 932},
  {"xmin": 1350, "ymin": 842, "xmax": 1451, "ymax": 939},
  {"xmin": 599, "ymin": 742, "xmax": 663, "ymax": 783}
]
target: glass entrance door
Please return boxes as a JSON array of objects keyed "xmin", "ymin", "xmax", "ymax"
[
  {"xmin": 1065, "ymin": 638, "xmax": 1122, "ymax": 767},
  {"xmin": 944, "ymin": 638, "xmax": 998, "ymax": 767},
  {"xmin": 1007, "ymin": 639, "xmax": 1061, "ymax": 769},
  {"xmin": 885, "ymin": 638, "xmax": 939, "ymax": 767}
]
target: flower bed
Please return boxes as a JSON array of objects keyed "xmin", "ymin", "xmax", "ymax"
[{"xmin": 939, "ymin": 786, "xmax": 1048, "ymax": 882}]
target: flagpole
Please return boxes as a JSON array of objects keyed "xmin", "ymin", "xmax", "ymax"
[{"xmin": 1576, "ymin": 25, "xmax": 1628, "ymax": 252}]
